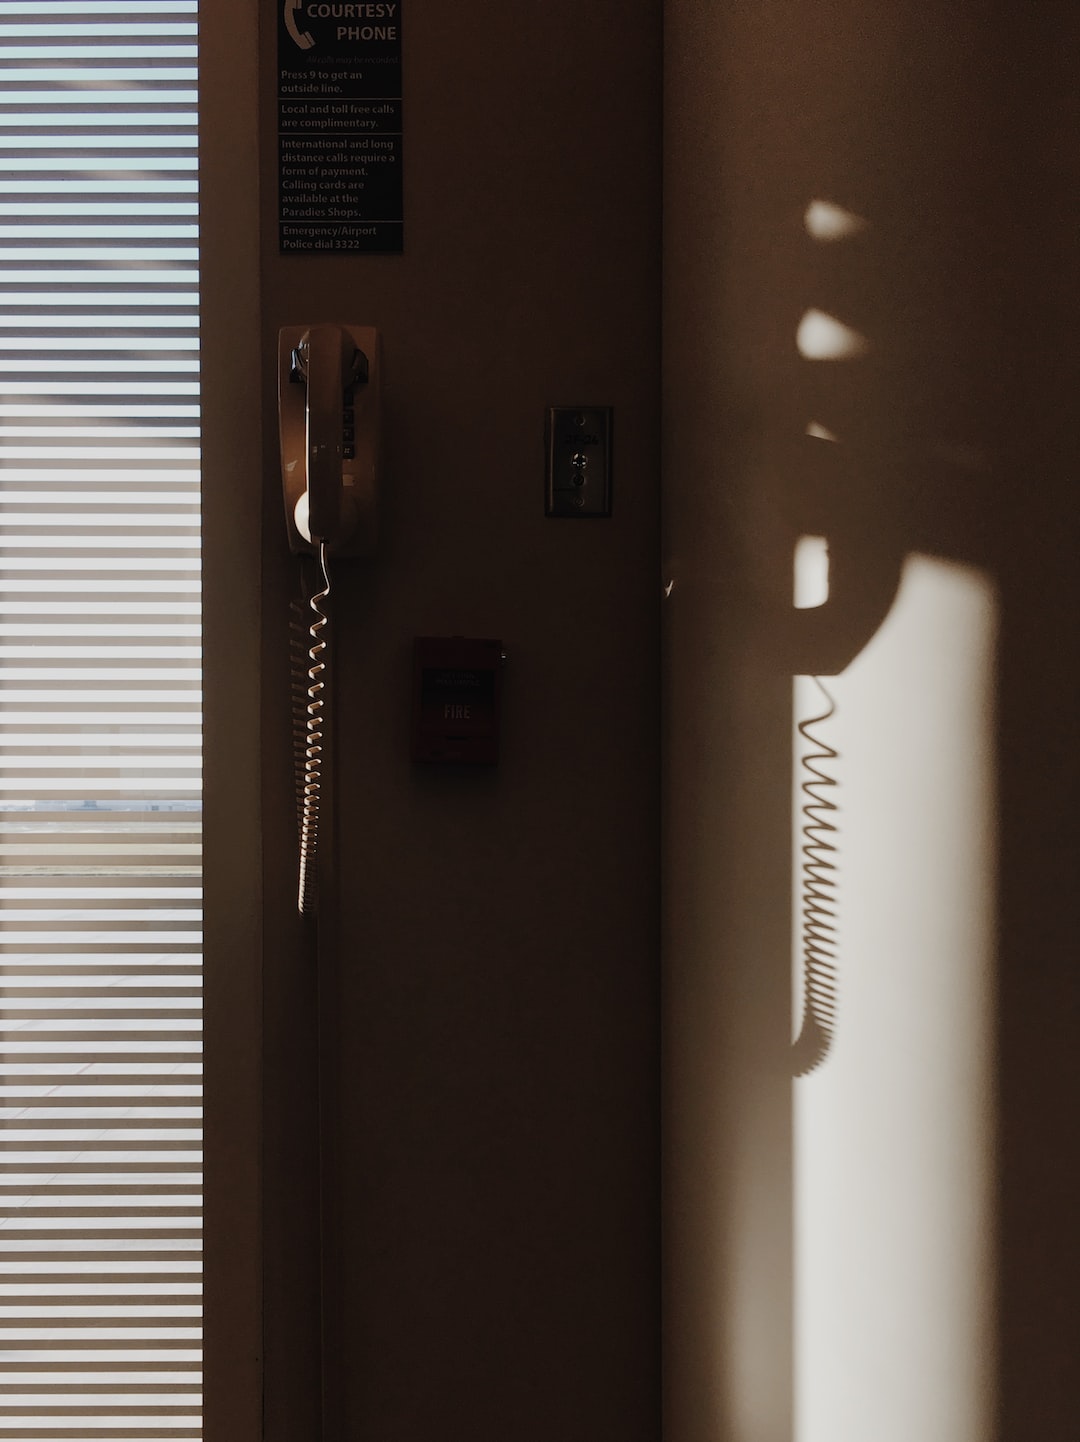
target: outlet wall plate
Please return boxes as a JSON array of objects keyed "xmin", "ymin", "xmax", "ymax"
[{"xmin": 545, "ymin": 406, "xmax": 612, "ymax": 517}]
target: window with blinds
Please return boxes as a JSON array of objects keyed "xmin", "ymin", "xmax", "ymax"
[{"xmin": 0, "ymin": 2, "xmax": 201, "ymax": 1437}]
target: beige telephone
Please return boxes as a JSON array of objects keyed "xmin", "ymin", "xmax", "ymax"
[
  {"xmin": 278, "ymin": 323, "xmax": 381, "ymax": 913},
  {"xmin": 278, "ymin": 322, "xmax": 381, "ymax": 557}
]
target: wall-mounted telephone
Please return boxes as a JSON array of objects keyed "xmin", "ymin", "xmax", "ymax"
[
  {"xmin": 278, "ymin": 322, "xmax": 381, "ymax": 558},
  {"xmin": 279, "ymin": 323, "xmax": 381, "ymax": 913}
]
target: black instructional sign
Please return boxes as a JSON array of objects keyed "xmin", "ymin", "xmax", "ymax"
[{"xmin": 278, "ymin": 1, "xmax": 403, "ymax": 254}]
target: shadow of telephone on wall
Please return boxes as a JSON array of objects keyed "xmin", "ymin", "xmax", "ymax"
[
  {"xmin": 763, "ymin": 189, "xmax": 1012, "ymax": 1083},
  {"xmin": 665, "ymin": 1, "xmax": 1080, "ymax": 1433},
  {"xmin": 737, "ymin": 161, "xmax": 1071, "ymax": 1432}
]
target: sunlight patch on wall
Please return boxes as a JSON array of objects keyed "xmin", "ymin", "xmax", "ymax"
[
  {"xmin": 796, "ymin": 309, "xmax": 869, "ymax": 360},
  {"xmin": 793, "ymin": 554, "xmax": 997, "ymax": 1442},
  {"xmin": 794, "ymin": 535, "xmax": 830, "ymax": 609},
  {"xmin": 804, "ymin": 199, "xmax": 868, "ymax": 241}
]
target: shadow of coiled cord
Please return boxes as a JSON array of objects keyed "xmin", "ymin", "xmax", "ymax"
[{"xmin": 792, "ymin": 678, "xmax": 839, "ymax": 1077}]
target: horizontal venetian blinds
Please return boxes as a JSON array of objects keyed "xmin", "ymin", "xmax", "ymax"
[{"xmin": 0, "ymin": 2, "xmax": 201, "ymax": 1438}]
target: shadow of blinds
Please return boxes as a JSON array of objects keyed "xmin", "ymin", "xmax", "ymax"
[{"xmin": 0, "ymin": 1, "xmax": 201, "ymax": 1437}]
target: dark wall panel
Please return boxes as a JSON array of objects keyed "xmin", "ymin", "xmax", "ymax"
[{"xmin": 258, "ymin": 4, "xmax": 662, "ymax": 1439}]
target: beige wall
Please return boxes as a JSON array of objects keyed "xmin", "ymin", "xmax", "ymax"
[
  {"xmin": 207, "ymin": 1, "xmax": 662, "ymax": 1439},
  {"xmin": 663, "ymin": 2, "xmax": 1080, "ymax": 1440},
  {"xmin": 205, "ymin": 2, "xmax": 1079, "ymax": 1439}
]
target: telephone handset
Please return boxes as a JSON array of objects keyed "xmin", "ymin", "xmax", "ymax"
[
  {"xmin": 278, "ymin": 322, "xmax": 381, "ymax": 558},
  {"xmin": 278, "ymin": 323, "xmax": 381, "ymax": 913}
]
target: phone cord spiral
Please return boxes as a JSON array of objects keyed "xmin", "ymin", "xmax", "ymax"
[
  {"xmin": 296, "ymin": 543, "xmax": 331, "ymax": 915},
  {"xmin": 792, "ymin": 677, "xmax": 839, "ymax": 1076}
]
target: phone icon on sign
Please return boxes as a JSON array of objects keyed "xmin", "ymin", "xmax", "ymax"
[{"xmin": 284, "ymin": 0, "xmax": 315, "ymax": 49}]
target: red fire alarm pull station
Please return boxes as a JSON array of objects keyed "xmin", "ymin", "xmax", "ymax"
[{"xmin": 411, "ymin": 637, "xmax": 504, "ymax": 764}]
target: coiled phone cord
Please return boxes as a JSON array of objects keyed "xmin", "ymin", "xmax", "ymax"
[
  {"xmin": 296, "ymin": 542, "xmax": 332, "ymax": 915},
  {"xmin": 792, "ymin": 677, "xmax": 840, "ymax": 1076}
]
